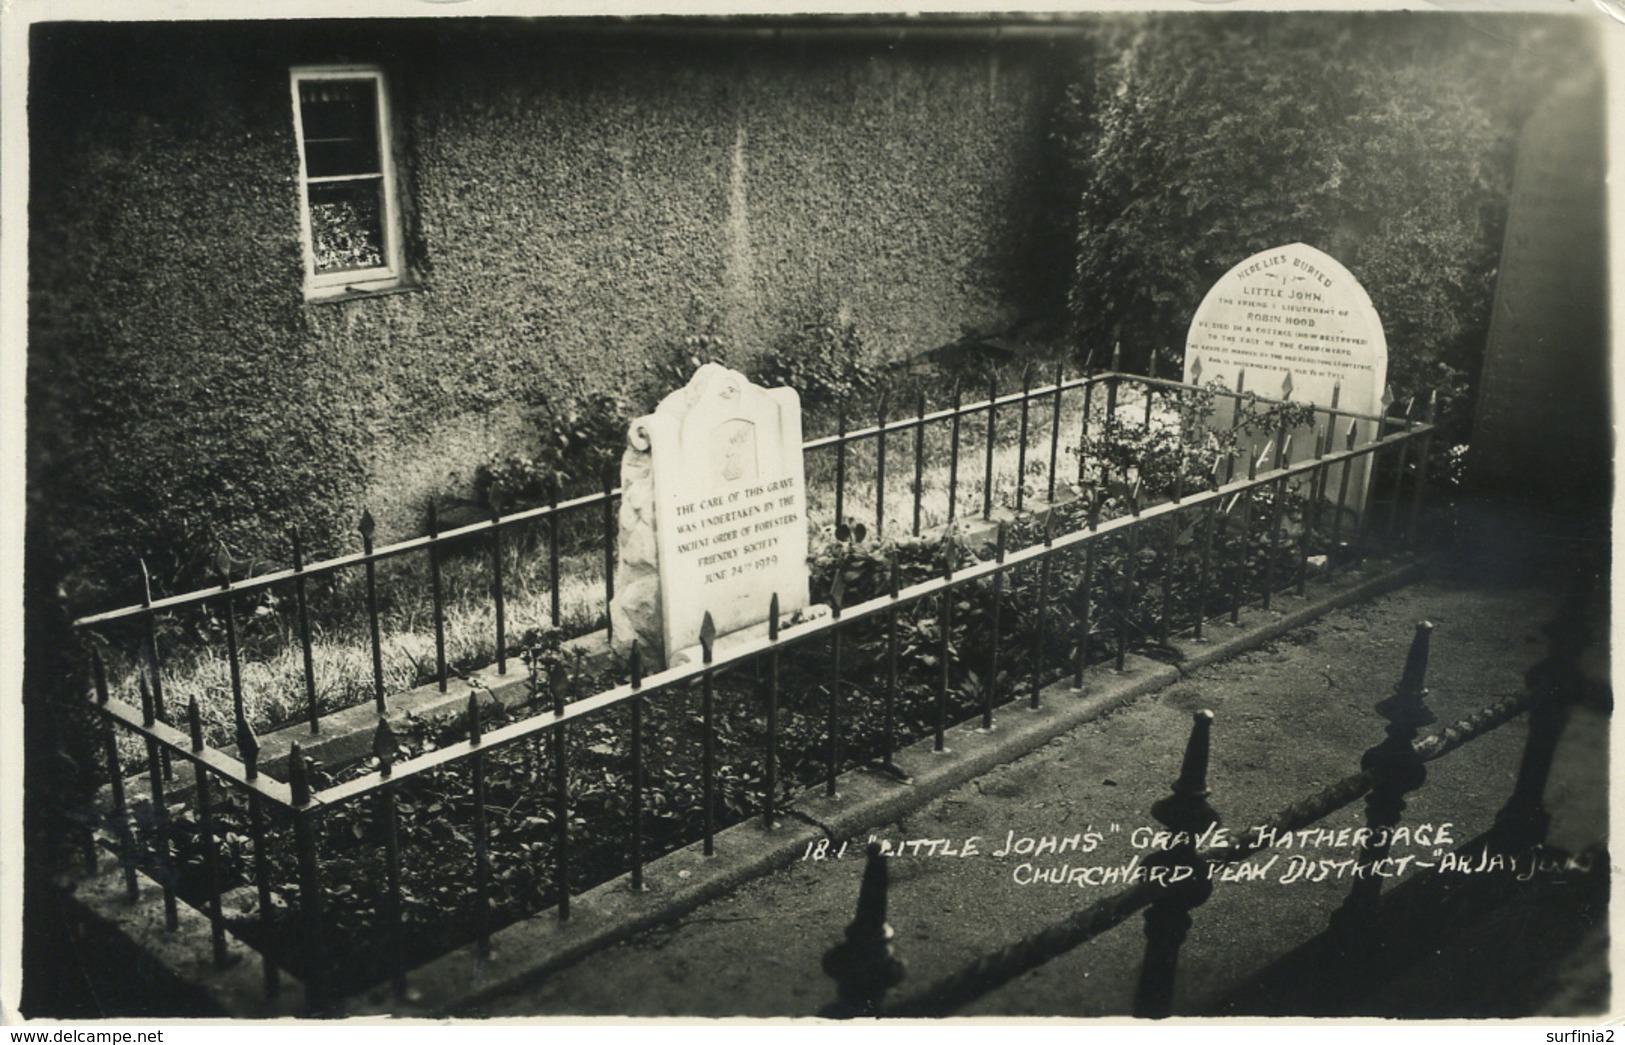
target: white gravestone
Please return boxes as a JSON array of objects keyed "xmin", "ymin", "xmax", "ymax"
[
  {"xmin": 1183, "ymin": 243, "xmax": 1388, "ymax": 509},
  {"xmin": 610, "ymin": 364, "xmax": 811, "ymax": 668}
]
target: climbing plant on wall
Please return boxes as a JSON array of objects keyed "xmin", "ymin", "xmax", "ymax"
[{"xmin": 1057, "ymin": 12, "xmax": 1594, "ymax": 443}]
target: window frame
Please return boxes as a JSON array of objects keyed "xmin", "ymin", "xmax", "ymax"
[{"xmin": 289, "ymin": 64, "xmax": 406, "ymax": 299}]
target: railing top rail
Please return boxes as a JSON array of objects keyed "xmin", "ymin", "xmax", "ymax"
[
  {"xmin": 802, "ymin": 371, "xmax": 1097, "ymax": 448},
  {"xmin": 77, "ymin": 367, "xmax": 1119, "ymax": 628},
  {"xmin": 78, "ymin": 371, "xmax": 1094, "ymax": 628},
  {"xmin": 97, "ymin": 697, "xmax": 300, "ymax": 808},
  {"xmin": 1127, "ymin": 371, "xmax": 1424, "ymax": 428},
  {"xmin": 72, "ymin": 483, "xmax": 619, "ymax": 629},
  {"xmin": 306, "ymin": 424, "xmax": 1431, "ymax": 806},
  {"xmin": 73, "ymin": 370, "xmax": 1081, "ymax": 628}
]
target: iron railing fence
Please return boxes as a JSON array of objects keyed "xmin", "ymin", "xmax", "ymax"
[
  {"xmin": 73, "ymin": 366, "xmax": 1439, "ymax": 1009},
  {"xmin": 72, "ymin": 357, "xmax": 1437, "ymax": 739}
]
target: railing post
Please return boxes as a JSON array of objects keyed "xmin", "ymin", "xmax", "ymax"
[
  {"xmin": 1299, "ymin": 428, "xmax": 1326, "ymax": 598},
  {"xmin": 1142, "ymin": 352, "xmax": 1158, "ymax": 430},
  {"xmin": 1015, "ymin": 366, "xmax": 1032, "ymax": 515},
  {"xmin": 187, "ymin": 698, "xmax": 231, "ymax": 969},
  {"xmin": 935, "ymin": 534, "xmax": 954, "ymax": 752},
  {"xmin": 1105, "ymin": 349, "xmax": 1122, "ymax": 498},
  {"xmin": 982, "ymin": 372, "xmax": 998, "ymax": 521},
  {"xmin": 553, "ymin": 653, "xmax": 573, "ymax": 921},
  {"xmin": 835, "ymin": 405, "xmax": 848, "ymax": 534},
  {"xmin": 468, "ymin": 695, "xmax": 492, "ymax": 957},
  {"xmin": 237, "ymin": 716, "xmax": 279, "ymax": 999},
  {"xmin": 427, "ymin": 504, "xmax": 448, "ymax": 693},
  {"xmin": 548, "ymin": 476, "xmax": 563, "ymax": 628},
  {"xmin": 1074, "ymin": 535, "xmax": 1096, "ymax": 689},
  {"xmin": 1078, "ymin": 366, "xmax": 1095, "ymax": 490},
  {"xmin": 947, "ymin": 382, "xmax": 963, "ymax": 524},
  {"xmin": 360, "ymin": 511, "xmax": 386, "ymax": 713},
  {"xmin": 1031, "ymin": 512, "xmax": 1054, "ymax": 710},
  {"xmin": 764, "ymin": 593, "xmax": 781, "ymax": 830},
  {"xmin": 701, "ymin": 612, "xmax": 719, "ymax": 849},
  {"xmin": 138, "ymin": 559, "xmax": 172, "ymax": 781},
  {"xmin": 1356, "ymin": 387, "xmax": 1395, "ymax": 548},
  {"xmin": 603, "ymin": 462, "xmax": 618, "ymax": 643},
  {"xmin": 1229, "ymin": 457, "xmax": 1256, "ymax": 625},
  {"xmin": 629, "ymin": 642, "xmax": 646, "ymax": 890},
  {"xmin": 290, "ymin": 530, "xmax": 320, "ymax": 733},
  {"xmin": 821, "ymin": 842, "xmax": 906, "ymax": 1018},
  {"xmin": 884, "ymin": 555, "xmax": 901, "ymax": 770},
  {"xmin": 373, "ymin": 717, "xmax": 407, "ymax": 997},
  {"xmin": 1273, "ymin": 372, "xmax": 1293, "ymax": 466},
  {"xmin": 215, "ymin": 546, "xmax": 250, "ymax": 737},
  {"xmin": 982, "ymin": 523, "xmax": 1007, "ymax": 730},
  {"xmin": 1386, "ymin": 397, "xmax": 1414, "ymax": 538},
  {"xmin": 911, "ymin": 390, "xmax": 927, "ymax": 537},
  {"xmin": 1047, "ymin": 360, "xmax": 1064, "ymax": 504},
  {"xmin": 288, "ymin": 744, "xmax": 327, "ymax": 1013},
  {"xmin": 1261, "ymin": 436, "xmax": 1291, "ymax": 611},
  {"xmin": 1116, "ymin": 501, "xmax": 1140, "ymax": 673},
  {"xmin": 875, "ymin": 393, "xmax": 889, "ymax": 540},
  {"xmin": 1329, "ymin": 421, "xmax": 1358, "ymax": 574},
  {"xmin": 1133, "ymin": 710, "xmax": 1219, "ymax": 1019},
  {"xmin": 1193, "ymin": 493, "xmax": 1218, "ymax": 643},
  {"xmin": 1317, "ymin": 380, "xmax": 1342, "ymax": 509},
  {"xmin": 93, "ymin": 652, "xmax": 140, "ymax": 902},
  {"xmin": 1406, "ymin": 391, "xmax": 1437, "ymax": 547},
  {"xmin": 1159, "ymin": 478, "xmax": 1181, "ymax": 644},
  {"xmin": 490, "ymin": 493, "xmax": 508, "ymax": 675},
  {"xmin": 138, "ymin": 675, "xmax": 179, "ymax": 931},
  {"xmin": 827, "ymin": 573, "xmax": 845, "ymax": 797}
]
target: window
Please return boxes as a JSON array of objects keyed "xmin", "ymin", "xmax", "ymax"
[{"xmin": 290, "ymin": 66, "xmax": 405, "ymax": 298}]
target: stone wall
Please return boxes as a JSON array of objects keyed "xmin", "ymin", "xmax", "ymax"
[{"xmin": 28, "ymin": 18, "xmax": 1077, "ymax": 598}]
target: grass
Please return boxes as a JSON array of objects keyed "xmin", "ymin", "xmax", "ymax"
[
  {"xmin": 94, "ymin": 368, "xmax": 1187, "ymax": 759},
  {"xmin": 100, "ymin": 538, "xmax": 613, "ymax": 756},
  {"xmin": 801, "ymin": 381, "xmax": 1093, "ymax": 539}
]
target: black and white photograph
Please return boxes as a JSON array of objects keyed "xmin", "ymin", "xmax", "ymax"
[{"xmin": 3, "ymin": 0, "xmax": 1616, "ymax": 1024}]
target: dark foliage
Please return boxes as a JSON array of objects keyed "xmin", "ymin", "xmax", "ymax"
[{"xmin": 1058, "ymin": 13, "xmax": 1594, "ymax": 442}]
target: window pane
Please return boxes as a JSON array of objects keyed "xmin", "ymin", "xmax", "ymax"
[
  {"xmin": 308, "ymin": 178, "xmax": 387, "ymax": 274},
  {"xmin": 299, "ymin": 79, "xmax": 380, "ymax": 177},
  {"xmin": 304, "ymin": 139, "xmax": 382, "ymax": 179}
]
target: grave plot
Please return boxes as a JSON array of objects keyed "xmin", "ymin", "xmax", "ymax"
[{"xmin": 63, "ymin": 360, "xmax": 1440, "ymax": 1013}]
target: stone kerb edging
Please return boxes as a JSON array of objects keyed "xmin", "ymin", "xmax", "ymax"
[
  {"xmin": 57, "ymin": 860, "xmax": 310, "ymax": 1018},
  {"xmin": 63, "ymin": 553, "xmax": 1426, "ymax": 1017}
]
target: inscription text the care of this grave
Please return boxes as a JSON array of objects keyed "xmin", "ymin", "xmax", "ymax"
[{"xmin": 671, "ymin": 474, "xmax": 803, "ymax": 589}]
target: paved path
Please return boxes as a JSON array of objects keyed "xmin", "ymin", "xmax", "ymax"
[{"xmin": 470, "ymin": 524, "xmax": 1610, "ymax": 1019}]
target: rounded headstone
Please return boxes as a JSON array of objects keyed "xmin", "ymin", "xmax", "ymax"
[
  {"xmin": 1183, "ymin": 242, "xmax": 1387, "ymax": 419},
  {"xmin": 1184, "ymin": 243, "xmax": 1389, "ymax": 509}
]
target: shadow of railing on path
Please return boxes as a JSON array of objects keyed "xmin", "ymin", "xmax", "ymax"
[
  {"xmin": 820, "ymin": 569, "xmax": 1607, "ymax": 1018},
  {"xmin": 1212, "ymin": 570, "xmax": 1610, "ymax": 1017},
  {"xmin": 1207, "ymin": 830, "xmax": 1609, "ymax": 1017}
]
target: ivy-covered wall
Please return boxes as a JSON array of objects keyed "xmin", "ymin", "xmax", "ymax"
[{"xmin": 29, "ymin": 20, "xmax": 1075, "ymax": 602}]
